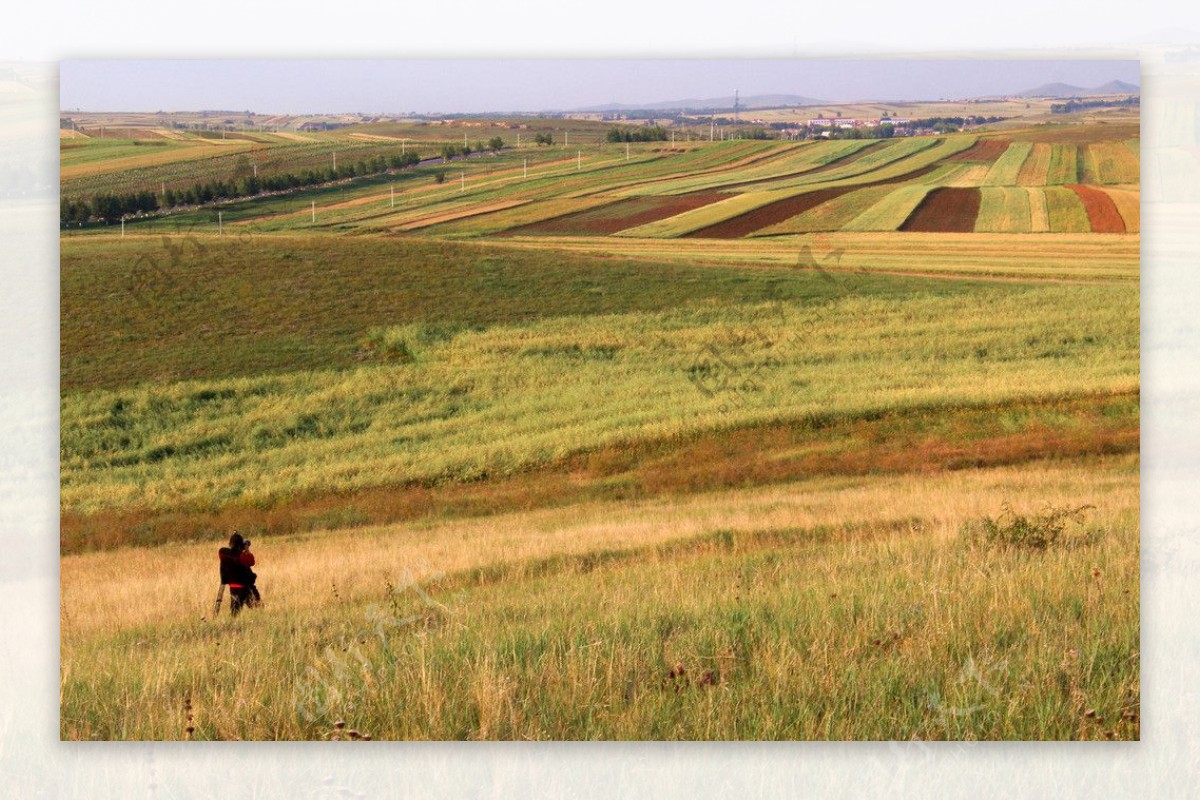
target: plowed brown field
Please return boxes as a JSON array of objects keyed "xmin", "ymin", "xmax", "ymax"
[
  {"xmin": 946, "ymin": 139, "xmax": 1010, "ymax": 163},
  {"xmin": 899, "ymin": 187, "xmax": 982, "ymax": 232}
]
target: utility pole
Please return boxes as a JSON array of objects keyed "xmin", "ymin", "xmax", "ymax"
[
  {"xmin": 460, "ymin": 171, "xmax": 465, "ymax": 191},
  {"xmin": 390, "ymin": 185, "xmax": 395, "ymax": 208},
  {"xmin": 626, "ymin": 142, "xmax": 630, "ymax": 161},
  {"xmin": 332, "ymin": 151, "xmax": 337, "ymax": 171},
  {"xmin": 565, "ymin": 131, "xmax": 569, "ymax": 148},
  {"xmin": 523, "ymin": 158, "xmax": 527, "ymax": 179},
  {"xmin": 218, "ymin": 211, "xmax": 223, "ymax": 235},
  {"xmin": 253, "ymin": 163, "xmax": 257, "ymax": 178},
  {"xmin": 311, "ymin": 201, "xmax": 316, "ymax": 223},
  {"xmin": 120, "ymin": 217, "xmax": 124, "ymax": 238},
  {"xmin": 710, "ymin": 119, "xmax": 715, "ymax": 141},
  {"xmin": 577, "ymin": 151, "xmax": 581, "ymax": 171}
]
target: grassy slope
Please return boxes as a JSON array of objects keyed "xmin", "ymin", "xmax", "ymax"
[
  {"xmin": 65, "ymin": 233, "xmax": 892, "ymax": 391},
  {"xmin": 59, "ymin": 120, "xmax": 1142, "ymax": 742},
  {"xmin": 62, "ymin": 265, "xmax": 1138, "ymax": 522}
]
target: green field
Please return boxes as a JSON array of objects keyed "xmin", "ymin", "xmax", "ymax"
[{"xmin": 61, "ymin": 110, "xmax": 1140, "ymax": 741}]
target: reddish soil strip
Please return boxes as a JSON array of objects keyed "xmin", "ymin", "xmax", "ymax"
[
  {"xmin": 1067, "ymin": 184, "xmax": 1126, "ymax": 233},
  {"xmin": 684, "ymin": 163, "xmax": 939, "ymax": 239},
  {"xmin": 899, "ymin": 187, "xmax": 982, "ymax": 232},
  {"xmin": 945, "ymin": 139, "xmax": 1010, "ymax": 163},
  {"xmin": 502, "ymin": 192, "xmax": 731, "ymax": 236}
]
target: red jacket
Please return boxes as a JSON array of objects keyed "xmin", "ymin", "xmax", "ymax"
[{"xmin": 218, "ymin": 547, "xmax": 255, "ymax": 587}]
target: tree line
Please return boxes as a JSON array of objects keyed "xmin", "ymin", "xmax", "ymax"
[
  {"xmin": 1051, "ymin": 97, "xmax": 1139, "ymax": 114},
  {"xmin": 605, "ymin": 126, "xmax": 669, "ymax": 143},
  {"xmin": 60, "ymin": 149, "xmax": 425, "ymax": 225}
]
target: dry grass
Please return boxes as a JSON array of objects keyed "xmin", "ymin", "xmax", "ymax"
[
  {"xmin": 60, "ymin": 455, "xmax": 1139, "ymax": 740},
  {"xmin": 492, "ymin": 231, "xmax": 1139, "ymax": 281}
]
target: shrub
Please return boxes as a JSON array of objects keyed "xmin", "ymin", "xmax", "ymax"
[{"xmin": 962, "ymin": 502, "xmax": 1096, "ymax": 550}]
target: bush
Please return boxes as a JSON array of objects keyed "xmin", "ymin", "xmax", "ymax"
[
  {"xmin": 358, "ymin": 328, "xmax": 416, "ymax": 364},
  {"xmin": 962, "ymin": 502, "xmax": 1096, "ymax": 550}
]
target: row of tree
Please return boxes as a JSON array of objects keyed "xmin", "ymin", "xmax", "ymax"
[
  {"xmin": 61, "ymin": 149, "xmax": 426, "ymax": 225},
  {"xmin": 605, "ymin": 126, "xmax": 669, "ymax": 143},
  {"xmin": 1051, "ymin": 96, "xmax": 1139, "ymax": 114},
  {"xmin": 61, "ymin": 191, "xmax": 159, "ymax": 225},
  {"xmin": 439, "ymin": 137, "xmax": 506, "ymax": 161}
]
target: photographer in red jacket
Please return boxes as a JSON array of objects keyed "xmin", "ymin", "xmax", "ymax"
[{"xmin": 218, "ymin": 532, "xmax": 261, "ymax": 615}]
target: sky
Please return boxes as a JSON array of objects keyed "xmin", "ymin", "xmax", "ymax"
[{"xmin": 59, "ymin": 59, "xmax": 1140, "ymax": 114}]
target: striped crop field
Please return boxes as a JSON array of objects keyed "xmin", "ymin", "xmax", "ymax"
[
  {"xmin": 1103, "ymin": 186, "xmax": 1140, "ymax": 233},
  {"xmin": 619, "ymin": 140, "xmax": 872, "ymax": 195},
  {"xmin": 615, "ymin": 189, "xmax": 797, "ymax": 238},
  {"xmin": 843, "ymin": 185, "xmax": 933, "ymax": 231},
  {"xmin": 1016, "ymin": 143, "xmax": 1053, "ymax": 186},
  {"xmin": 60, "ymin": 138, "xmax": 258, "ymax": 181},
  {"xmin": 751, "ymin": 185, "xmax": 897, "ymax": 235},
  {"xmin": 982, "ymin": 142, "xmax": 1033, "ymax": 186},
  {"xmin": 1068, "ymin": 185, "xmax": 1126, "ymax": 233},
  {"xmin": 502, "ymin": 193, "xmax": 731, "ymax": 236},
  {"xmin": 975, "ymin": 187, "xmax": 1032, "ymax": 233},
  {"xmin": 941, "ymin": 164, "xmax": 992, "ymax": 187},
  {"xmin": 424, "ymin": 199, "xmax": 613, "ymax": 238},
  {"xmin": 71, "ymin": 125, "xmax": 1137, "ymax": 243},
  {"xmin": 944, "ymin": 139, "xmax": 1009, "ymax": 164},
  {"xmin": 1044, "ymin": 186, "xmax": 1092, "ymax": 233},
  {"xmin": 1088, "ymin": 142, "xmax": 1141, "ymax": 184},
  {"xmin": 1045, "ymin": 144, "xmax": 1080, "ymax": 185},
  {"xmin": 1028, "ymin": 187, "xmax": 1051, "ymax": 233}
]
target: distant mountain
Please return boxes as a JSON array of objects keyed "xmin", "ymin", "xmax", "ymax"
[
  {"xmin": 573, "ymin": 93, "xmax": 825, "ymax": 113},
  {"xmin": 1014, "ymin": 79, "xmax": 1139, "ymax": 98},
  {"xmin": 1094, "ymin": 79, "xmax": 1141, "ymax": 94}
]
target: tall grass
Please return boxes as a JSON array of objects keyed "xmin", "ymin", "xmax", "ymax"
[{"xmin": 60, "ymin": 457, "xmax": 1139, "ymax": 740}]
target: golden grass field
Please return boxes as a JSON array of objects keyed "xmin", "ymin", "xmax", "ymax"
[
  {"xmin": 61, "ymin": 107, "xmax": 1140, "ymax": 740},
  {"xmin": 62, "ymin": 455, "xmax": 1139, "ymax": 740}
]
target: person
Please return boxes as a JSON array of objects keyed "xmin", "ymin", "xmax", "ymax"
[
  {"xmin": 239, "ymin": 537, "xmax": 262, "ymax": 607},
  {"xmin": 218, "ymin": 532, "xmax": 259, "ymax": 615}
]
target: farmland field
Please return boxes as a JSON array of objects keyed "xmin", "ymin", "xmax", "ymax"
[{"xmin": 61, "ymin": 106, "xmax": 1140, "ymax": 742}]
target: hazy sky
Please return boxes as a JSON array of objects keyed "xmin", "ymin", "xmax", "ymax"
[{"xmin": 60, "ymin": 59, "xmax": 1140, "ymax": 114}]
